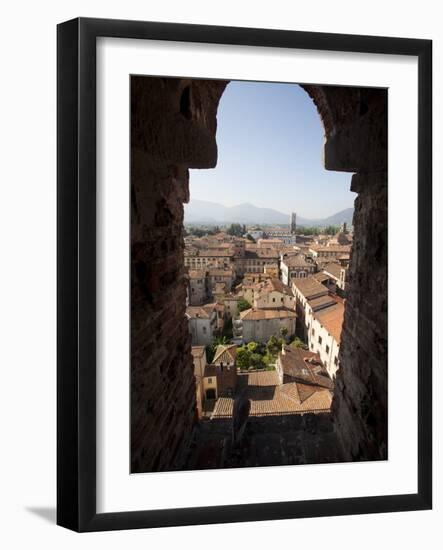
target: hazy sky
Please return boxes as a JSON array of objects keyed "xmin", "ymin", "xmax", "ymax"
[{"xmin": 189, "ymin": 80, "xmax": 355, "ymax": 219}]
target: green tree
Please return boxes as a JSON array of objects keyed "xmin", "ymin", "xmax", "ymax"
[
  {"xmin": 205, "ymin": 344, "xmax": 215, "ymax": 363},
  {"xmin": 250, "ymin": 353, "xmax": 264, "ymax": 369},
  {"xmin": 213, "ymin": 335, "xmax": 231, "ymax": 347},
  {"xmin": 266, "ymin": 335, "xmax": 283, "ymax": 356},
  {"xmin": 246, "ymin": 341, "xmax": 259, "ymax": 353},
  {"xmin": 280, "ymin": 327, "xmax": 288, "ymax": 341},
  {"xmin": 226, "ymin": 223, "xmax": 245, "ymax": 237},
  {"xmin": 236, "ymin": 346, "xmax": 251, "ymax": 370},
  {"xmin": 296, "ymin": 226, "xmax": 321, "ymax": 236},
  {"xmin": 237, "ymin": 298, "xmax": 251, "ymax": 312},
  {"xmin": 188, "ymin": 227, "xmax": 206, "ymax": 237},
  {"xmin": 323, "ymin": 225, "xmax": 340, "ymax": 235},
  {"xmin": 289, "ymin": 336, "xmax": 306, "ymax": 349}
]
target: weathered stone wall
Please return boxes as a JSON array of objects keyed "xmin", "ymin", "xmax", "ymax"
[
  {"xmin": 303, "ymin": 85, "xmax": 388, "ymax": 461},
  {"xmin": 302, "ymin": 85, "xmax": 387, "ymax": 173},
  {"xmin": 332, "ymin": 172, "xmax": 387, "ymax": 460},
  {"xmin": 131, "ymin": 77, "xmax": 227, "ymax": 472}
]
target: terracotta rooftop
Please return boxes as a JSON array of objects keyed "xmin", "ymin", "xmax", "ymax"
[
  {"xmin": 224, "ymin": 293, "xmax": 240, "ymax": 301},
  {"xmin": 258, "ymin": 278, "xmax": 294, "ymax": 297},
  {"xmin": 208, "ymin": 268, "xmax": 234, "ymax": 277},
  {"xmin": 213, "ymin": 344, "xmax": 237, "ymax": 364},
  {"xmin": 323, "ymin": 262, "xmax": 343, "ymax": 279},
  {"xmin": 240, "ymin": 307, "xmax": 297, "ymax": 321},
  {"xmin": 243, "ymin": 272, "xmax": 271, "ymax": 281},
  {"xmin": 258, "ymin": 238, "xmax": 285, "ymax": 244},
  {"xmin": 308, "ymin": 294, "xmax": 338, "ymax": 311},
  {"xmin": 199, "ymin": 248, "xmax": 234, "ymax": 257},
  {"xmin": 188, "ymin": 269, "xmax": 207, "ymax": 279},
  {"xmin": 211, "ymin": 370, "xmax": 332, "ymax": 418},
  {"xmin": 236, "ymin": 281, "xmax": 262, "ymax": 292},
  {"xmin": 278, "ymin": 346, "xmax": 334, "ymax": 390},
  {"xmin": 313, "ymin": 272, "xmax": 330, "ymax": 283},
  {"xmin": 315, "ymin": 302, "xmax": 345, "ymax": 343},
  {"xmin": 292, "ymin": 277, "xmax": 329, "ymax": 299},
  {"xmin": 309, "ymin": 245, "xmax": 352, "ymax": 253},
  {"xmin": 202, "ymin": 302, "xmax": 224, "ymax": 314},
  {"xmin": 186, "ymin": 306, "xmax": 211, "ymax": 319},
  {"xmin": 282, "ymin": 254, "xmax": 312, "ymax": 268},
  {"xmin": 245, "ymin": 249, "xmax": 280, "ymax": 259}
]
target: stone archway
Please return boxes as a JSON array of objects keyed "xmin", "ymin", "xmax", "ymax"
[{"xmin": 130, "ymin": 76, "xmax": 387, "ymax": 472}]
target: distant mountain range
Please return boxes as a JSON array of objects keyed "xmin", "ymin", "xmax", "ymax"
[{"xmin": 184, "ymin": 199, "xmax": 354, "ymax": 227}]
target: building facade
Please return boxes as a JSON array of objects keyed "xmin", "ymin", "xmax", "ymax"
[
  {"xmin": 237, "ymin": 307, "xmax": 296, "ymax": 343},
  {"xmin": 253, "ymin": 278, "xmax": 295, "ymax": 310},
  {"xmin": 308, "ymin": 303, "xmax": 344, "ymax": 379},
  {"xmin": 280, "ymin": 254, "xmax": 316, "ymax": 285},
  {"xmin": 191, "ymin": 346, "xmax": 207, "ymax": 418},
  {"xmin": 186, "ymin": 305, "xmax": 218, "ymax": 346},
  {"xmin": 187, "ymin": 269, "xmax": 209, "ymax": 305}
]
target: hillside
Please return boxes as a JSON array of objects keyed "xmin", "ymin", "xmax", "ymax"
[{"xmin": 184, "ymin": 199, "xmax": 353, "ymax": 227}]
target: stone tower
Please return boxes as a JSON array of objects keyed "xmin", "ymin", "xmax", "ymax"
[{"xmin": 290, "ymin": 212, "xmax": 297, "ymax": 234}]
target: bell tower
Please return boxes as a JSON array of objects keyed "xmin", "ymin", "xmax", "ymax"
[{"xmin": 289, "ymin": 212, "xmax": 297, "ymax": 234}]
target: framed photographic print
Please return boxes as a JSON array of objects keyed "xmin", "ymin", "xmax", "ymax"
[{"xmin": 57, "ymin": 17, "xmax": 432, "ymax": 532}]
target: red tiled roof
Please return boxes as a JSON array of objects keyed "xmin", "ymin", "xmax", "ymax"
[
  {"xmin": 282, "ymin": 254, "xmax": 312, "ymax": 268},
  {"xmin": 315, "ymin": 303, "xmax": 345, "ymax": 343},
  {"xmin": 239, "ymin": 307, "xmax": 296, "ymax": 321},
  {"xmin": 308, "ymin": 294, "xmax": 338, "ymax": 311},
  {"xmin": 313, "ymin": 272, "xmax": 330, "ymax": 283},
  {"xmin": 186, "ymin": 306, "xmax": 211, "ymax": 319},
  {"xmin": 208, "ymin": 268, "xmax": 234, "ymax": 277},
  {"xmin": 278, "ymin": 346, "xmax": 334, "ymax": 390},
  {"xmin": 323, "ymin": 262, "xmax": 342, "ymax": 279},
  {"xmin": 292, "ymin": 277, "xmax": 329, "ymax": 299},
  {"xmin": 213, "ymin": 344, "xmax": 237, "ymax": 364},
  {"xmin": 211, "ymin": 370, "xmax": 332, "ymax": 418},
  {"xmin": 310, "ymin": 245, "xmax": 351, "ymax": 253},
  {"xmin": 266, "ymin": 278, "xmax": 293, "ymax": 296}
]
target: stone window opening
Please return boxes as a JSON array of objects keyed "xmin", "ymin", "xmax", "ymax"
[{"xmin": 131, "ymin": 77, "xmax": 388, "ymax": 472}]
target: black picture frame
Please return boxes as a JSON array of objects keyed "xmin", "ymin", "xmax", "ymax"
[{"xmin": 57, "ymin": 17, "xmax": 432, "ymax": 532}]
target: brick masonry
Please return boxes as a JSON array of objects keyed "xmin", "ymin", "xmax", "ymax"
[{"xmin": 131, "ymin": 77, "xmax": 227, "ymax": 472}]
